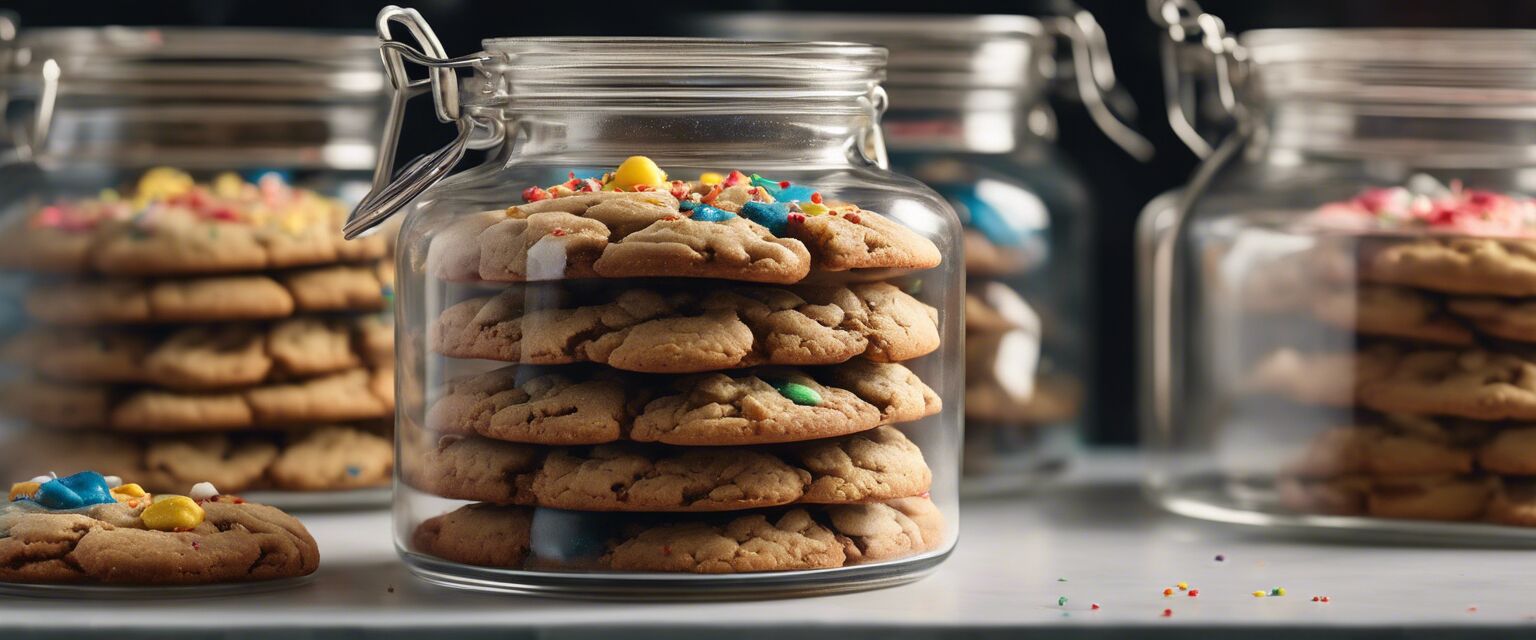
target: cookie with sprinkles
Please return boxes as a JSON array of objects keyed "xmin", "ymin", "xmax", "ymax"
[
  {"xmin": 0, "ymin": 472, "xmax": 319, "ymax": 585},
  {"xmin": 410, "ymin": 496, "xmax": 943, "ymax": 573},
  {"xmin": 425, "ymin": 361, "xmax": 939, "ymax": 446},
  {"xmin": 0, "ymin": 168, "xmax": 386, "ymax": 276},
  {"xmin": 424, "ymin": 156, "xmax": 941, "ymax": 285}
]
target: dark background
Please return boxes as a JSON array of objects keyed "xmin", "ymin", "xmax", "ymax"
[{"xmin": 9, "ymin": 0, "xmax": 1536, "ymax": 443}]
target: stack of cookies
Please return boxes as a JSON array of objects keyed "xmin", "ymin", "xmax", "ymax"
[
  {"xmin": 1239, "ymin": 184, "xmax": 1536, "ymax": 526},
  {"xmin": 403, "ymin": 157, "xmax": 952, "ymax": 573},
  {"xmin": 0, "ymin": 168, "xmax": 396, "ymax": 495}
]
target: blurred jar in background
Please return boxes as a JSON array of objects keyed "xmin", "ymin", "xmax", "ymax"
[
  {"xmin": 1144, "ymin": 0, "xmax": 1536, "ymax": 539},
  {"xmin": 703, "ymin": 12, "xmax": 1150, "ymax": 493},
  {"xmin": 0, "ymin": 27, "xmax": 396, "ymax": 505}
]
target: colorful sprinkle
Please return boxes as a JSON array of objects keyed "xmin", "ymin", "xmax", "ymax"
[
  {"xmin": 800, "ymin": 202, "xmax": 830, "ymax": 216},
  {"xmin": 1057, "ymin": 596, "xmax": 1068, "ymax": 606},
  {"xmin": 1252, "ymin": 591, "xmax": 1266, "ymax": 598},
  {"xmin": 775, "ymin": 382, "xmax": 823, "ymax": 406},
  {"xmin": 141, "ymin": 495, "xmax": 205, "ymax": 531},
  {"xmin": 1161, "ymin": 609, "xmax": 1173, "ymax": 618},
  {"xmin": 1177, "ymin": 582, "xmax": 1189, "ymax": 591},
  {"xmin": 1188, "ymin": 589, "xmax": 1199, "ymax": 598},
  {"xmin": 522, "ymin": 186, "xmax": 551, "ymax": 202},
  {"xmin": 346, "ymin": 465, "xmax": 362, "ymax": 477},
  {"xmin": 1090, "ymin": 603, "xmax": 1101, "ymax": 610},
  {"xmin": 1215, "ymin": 554, "xmax": 1225, "ymax": 562},
  {"xmin": 740, "ymin": 201, "xmax": 792, "ymax": 235},
  {"xmin": 8, "ymin": 482, "xmax": 40, "ymax": 501},
  {"xmin": 688, "ymin": 204, "xmax": 735, "ymax": 223},
  {"xmin": 844, "ymin": 212, "xmax": 862, "ymax": 224},
  {"xmin": 1163, "ymin": 588, "xmax": 1174, "ymax": 597},
  {"xmin": 1271, "ymin": 588, "xmax": 1286, "ymax": 597},
  {"xmin": 700, "ymin": 172, "xmax": 724, "ymax": 186},
  {"xmin": 188, "ymin": 482, "xmax": 219, "ymax": 501}
]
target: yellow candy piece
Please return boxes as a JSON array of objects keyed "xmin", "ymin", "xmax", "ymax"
[
  {"xmin": 213, "ymin": 172, "xmax": 246, "ymax": 198},
  {"xmin": 280, "ymin": 213, "xmax": 308, "ymax": 235},
  {"xmin": 135, "ymin": 167, "xmax": 195, "ymax": 205},
  {"xmin": 141, "ymin": 495, "xmax": 205, "ymax": 532},
  {"xmin": 609, "ymin": 156, "xmax": 668, "ymax": 190},
  {"xmin": 799, "ymin": 203, "xmax": 830, "ymax": 216},
  {"xmin": 700, "ymin": 172, "xmax": 724, "ymax": 186},
  {"xmin": 9, "ymin": 481, "xmax": 40, "ymax": 501},
  {"xmin": 111, "ymin": 483, "xmax": 147, "ymax": 502}
]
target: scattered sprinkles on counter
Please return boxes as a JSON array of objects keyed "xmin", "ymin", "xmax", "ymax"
[
  {"xmin": 1271, "ymin": 587, "xmax": 1286, "ymax": 597},
  {"xmin": 28, "ymin": 167, "xmax": 347, "ymax": 235},
  {"xmin": 1177, "ymin": 582, "xmax": 1189, "ymax": 591},
  {"xmin": 1161, "ymin": 609, "xmax": 1173, "ymax": 618},
  {"xmin": 516, "ymin": 156, "xmax": 859, "ymax": 239},
  {"xmin": 1188, "ymin": 589, "xmax": 1199, "ymax": 598}
]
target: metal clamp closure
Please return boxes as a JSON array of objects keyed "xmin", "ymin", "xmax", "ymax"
[
  {"xmin": 1046, "ymin": 9, "xmax": 1155, "ymax": 162},
  {"xmin": 344, "ymin": 5, "xmax": 492, "ymax": 239},
  {"xmin": 1148, "ymin": 0, "xmax": 1249, "ymax": 158}
]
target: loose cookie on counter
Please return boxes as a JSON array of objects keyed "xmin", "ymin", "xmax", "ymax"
[{"xmin": 0, "ymin": 472, "xmax": 318, "ymax": 585}]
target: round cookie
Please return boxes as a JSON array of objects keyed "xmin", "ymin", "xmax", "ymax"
[
  {"xmin": 430, "ymin": 282, "xmax": 940, "ymax": 372},
  {"xmin": 1248, "ymin": 345, "xmax": 1401, "ymax": 408},
  {"xmin": 1359, "ymin": 348, "xmax": 1536, "ymax": 421},
  {"xmin": 1311, "ymin": 285, "xmax": 1473, "ymax": 346},
  {"xmin": 0, "ymin": 492, "xmax": 318, "ymax": 585},
  {"xmin": 1365, "ymin": 237, "xmax": 1536, "ymax": 297},
  {"xmin": 1477, "ymin": 427, "xmax": 1536, "ymax": 475},
  {"xmin": 402, "ymin": 426, "xmax": 932, "ymax": 511},
  {"xmin": 1366, "ymin": 475, "xmax": 1493, "ymax": 521},
  {"xmin": 267, "ymin": 426, "xmax": 394, "ymax": 491},
  {"xmin": 1446, "ymin": 297, "xmax": 1536, "ymax": 344}
]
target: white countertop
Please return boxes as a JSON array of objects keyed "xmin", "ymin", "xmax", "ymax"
[{"xmin": 4, "ymin": 452, "xmax": 1534, "ymax": 639}]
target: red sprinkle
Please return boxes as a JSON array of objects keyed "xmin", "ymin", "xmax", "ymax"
[
  {"xmin": 1188, "ymin": 590, "xmax": 1199, "ymax": 597},
  {"xmin": 810, "ymin": 192, "xmax": 823, "ymax": 204},
  {"xmin": 522, "ymin": 186, "xmax": 551, "ymax": 202},
  {"xmin": 192, "ymin": 541, "xmax": 201, "ymax": 550},
  {"xmin": 1090, "ymin": 603, "xmax": 1101, "ymax": 611},
  {"xmin": 1161, "ymin": 609, "xmax": 1173, "ymax": 618},
  {"xmin": 788, "ymin": 212, "xmax": 806, "ymax": 225},
  {"xmin": 1321, "ymin": 596, "xmax": 1330, "ymax": 603},
  {"xmin": 662, "ymin": 215, "xmax": 679, "ymax": 222},
  {"xmin": 1312, "ymin": 596, "xmax": 1320, "ymax": 602},
  {"xmin": 669, "ymin": 181, "xmax": 690, "ymax": 200},
  {"xmin": 778, "ymin": 180, "xmax": 791, "ymax": 188},
  {"xmin": 724, "ymin": 170, "xmax": 748, "ymax": 187},
  {"xmin": 1163, "ymin": 588, "xmax": 1174, "ymax": 597},
  {"xmin": 551, "ymin": 228, "xmax": 567, "ymax": 237},
  {"xmin": 844, "ymin": 212, "xmax": 861, "ymax": 224}
]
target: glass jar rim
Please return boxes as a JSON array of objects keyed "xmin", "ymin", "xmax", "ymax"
[
  {"xmin": 1241, "ymin": 28, "xmax": 1536, "ymax": 107},
  {"xmin": 471, "ymin": 37, "xmax": 888, "ymax": 114},
  {"xmin": 10, "ymin": 26, "xmax": 386, "ymax": 100}
]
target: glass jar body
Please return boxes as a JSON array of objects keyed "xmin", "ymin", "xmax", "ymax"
[
  {"xmin": 889, "ymin": 126, "xmax": 1089, "ymax": 493},
  {"xmin": 1144, "ymin": 102, "xmax": 1536, "ymax": 541},
  {"xmin": 391, "ymin": 106, "xmax": 965, "ymax": 596}
]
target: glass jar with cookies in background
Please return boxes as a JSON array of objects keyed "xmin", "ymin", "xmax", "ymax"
[
  {"xmin": 0, "ymin": 27, "xmax": 397, "ymax": 507},
  {"xmin": 701, "ymin": 10, "xmax": 1150, "ymax": 493},
  {"xmin": 352, "ymin": 7, "xmax": 960, "ymax": 597},
  {"xmin": 1143, "ymin": 4, "xmax": 1536, "ymax": 540}
]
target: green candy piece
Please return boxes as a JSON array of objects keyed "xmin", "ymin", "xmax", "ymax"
[{"xmin": 775, "ymin": 382, "xmax": 822, "ymax": 406}]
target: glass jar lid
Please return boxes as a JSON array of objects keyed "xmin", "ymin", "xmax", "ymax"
[
  {"xmin": 1242, "ymin": 29, "xmax": 1536, "ymax": 108},
  {"xmin": 698, "ymin": 14, "xmax": 1045, "ymax": 112},
  {"xmin": 11, "ymin": 27, "xmax": 385, "ymax": 101}
]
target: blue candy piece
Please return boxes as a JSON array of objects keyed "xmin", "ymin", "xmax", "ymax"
[
  {"xmin": 33, "ymin": 480, "xmax": 84, "ymax": 509},
  {"xmin": 689, "ymin": 204, "xmax": 736, "ymax": 222},
  {"xmin": 55, "ymin": 471, "xmax": 115, "ymax": 507},
  {"xmin": 679, "ymin": 200, "xmax": 697, "ymax": 211},
  {"xmin": 750, "ymin": 175, "xmax": 818, "ymax": 203},
  {"xmin": 740, "ymin": 201, "xmax": 792, "ymax": 235},
  {"xmin": 242, "ymin": 169, "xmax": 292, "ymax": 185},
  {"xmin": 529, "ymin": 508, "xmax": 616, "ymax": 563}
]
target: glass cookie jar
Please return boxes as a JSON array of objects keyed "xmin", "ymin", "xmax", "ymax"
[
  {"xmin": 0, "ymin": 27, "xmax": 396, "ymax": 502},
  {"xmin": 349, "ymin": 7, "xmax": 962, "ymax": 597},
  {"xmin": 1143, "ymin": 2, "xmax": 1536, "ymax": 541},
  {"xmin": 702, "ymin": 11, "xmax": 1149, "ymax": 492}
]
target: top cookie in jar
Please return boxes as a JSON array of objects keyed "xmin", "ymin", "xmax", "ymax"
[
  {"xmin": 0, "ymin": 168, "xmax": 388, "ymax": 276},
  {"xmin": 423, "ymin": 156, "xmax": 943, "ymax": 285}
]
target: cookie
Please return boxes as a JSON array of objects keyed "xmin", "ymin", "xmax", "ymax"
[
  {"xmin": 266, "ymin": 426, "xmax": 394, "ymax": 491},
  {"xmin": 402, "ymin": 425, "xmax": 931, "ymax": 511},
  {"xmin": 967, "ymin": 373, "xmax": 1079, "ymax": 425},
  {"xmin": 7, "ymin": 368, "xmax": 394, "ymax": 431},
  {"xmin": 1278, "ymin": 476, "xmax": 1369, "ymax": 516},
  {"xmin": 1366, "ymin": 237, "xmax": 1536, "ymax": 297},
  {"xmin": 24, "ymin": 263, "xmax": 389, "ymax": 326},
  {"xmin": 1366, "ymin": 475, "xmax": 1493, "ymax": 521},
  {"xmin": 0, "ymin": 495, "xmax": 319, "ymax": 584},
  {"xmin": 963, "ymin": 229, "xmax": 1033, "ymax": 277},
  {"xmin": 964, "ymin": 282, "xmax": 1040, "ymax": 335},
  {"xmin": 1248, "ymin": 345, "xmax": 1400, "ymax": 407},
  {"xmin": 1285, "ymin": 419, "xmax": 1479, "ymax": 478},
  {"xmin": 1359, "ymin": 348, "xmax": 1536, "ymax": 420},
  {"xmin": 6, "ymin": 316, "xmax": 393, "ymax": 389},
  {"xmin": 139, "ymin": 435, "xmax": 281, "ymax": 494},
  {"xmin": 1312, "ymin": 285, "xmax": 1473, "ymax": 345},
  {"xmin": 0, "ymin": 168, "xmax": 386, "ymax": 277},
  {"xmin": 410, "ymin": 496, "xmax": 944, "ymax": 573},
  {"xmin": 1446, "ymin": 297, "xmax": 1536, "ymax": 344},
  {"xmin": 1477, "ymin": 427, "xmax": 1536, "ymax": 475},
  {"xmin": 783, "ymin": 206, "xmax": 943, "ymax": 272},
  {"xmin": 428, "ymin": 361, "xmax": 939, "ymax": 447},
  {"xmin": 431, "ymin": 283, "xmax": 940, "ymax": 372},
  {"xmin": 1486, "ymin": 480, "xmax": 1536, "ymax": 526}
]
